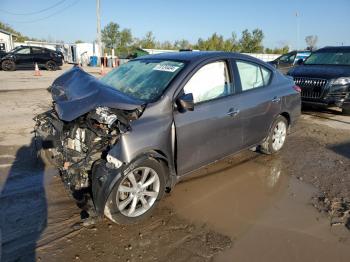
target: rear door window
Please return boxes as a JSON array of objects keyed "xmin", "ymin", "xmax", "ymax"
[
  {"xmin": 236, "ymin": 61, "xmax": 271, "ymax": 91},
  {"xmin": 31, "ymin": 47, "xmax": 45, "ymax": 54}
]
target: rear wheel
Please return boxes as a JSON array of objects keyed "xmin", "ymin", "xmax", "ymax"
[
  {"xmin": 260, "ymin": 116, "xmax": 288, "ymax": 154},
  {"xmin": 104, "ymin": 158, "xmax": 166, "ymax": 224},
  {"xmin": 45, "ymin": 60, "xmax": 57, "ymax": 71},
  {"xmin": 1, "ymin": 60, "xmax": 16, "ymax": 71}
]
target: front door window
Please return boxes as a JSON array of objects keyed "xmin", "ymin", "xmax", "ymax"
[{"xmin": 183, "ymin": 61, "xmax": 233, "ymax": 103}]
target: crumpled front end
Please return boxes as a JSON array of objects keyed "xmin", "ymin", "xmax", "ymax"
[{"xmin": 34, "ymin": 106, "xmax": 132, "ymax": 191}]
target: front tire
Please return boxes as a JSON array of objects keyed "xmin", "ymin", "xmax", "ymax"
[
  {"xmin": 104, "ymin": 158, "xmax": 166, "ymax": 224},
  {"xmin": 45, "ymin": 60, "xmax": 57, "ymax": 71},
  {"xmin": 1, "ymin": 60, "xmax": 16, "ymax": 71},
  {"xmin": 260, "ymin": 115, "xmax": 288, "ymax": 155}
]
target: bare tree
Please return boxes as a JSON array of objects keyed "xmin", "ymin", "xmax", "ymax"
[{"xmin": 305, "ymin": 35, "xmax": 318, "ymax": 51}]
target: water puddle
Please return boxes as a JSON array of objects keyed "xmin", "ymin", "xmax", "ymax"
[{"xmin": 165, "ymin": 152, "xmax": 350, "ymax": 261}]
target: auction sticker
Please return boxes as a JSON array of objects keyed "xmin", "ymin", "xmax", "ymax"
[{"xmin": 153, "ymin": 64, "xmax": 180, "ymax": 72}]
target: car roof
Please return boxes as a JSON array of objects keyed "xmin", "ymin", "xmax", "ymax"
[
  {"xmin": 134, "ymin": 51, "xmax": 252, "ymax": 63},
  {"xmin": 317, "ymin": 46, "xmax": 350, "ymax": 52},
  {"xmin": 18, "ymin": 45, "xmax": 51, "ymax": 51}
]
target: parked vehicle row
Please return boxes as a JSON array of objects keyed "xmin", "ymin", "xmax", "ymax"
[
  {"xmin": 34, "ymin": 51, "xmax": 301, "ymax": 224},
  {"xmin": 1, "ymin": 45, "xmax": 63, "ymax": 71},
  {"xmin": 268, "ymin": 50, "xmax": 311, "ymax": 74},
  {"xmin": 288, "ymin": 46, "xmax": 350, "ymax": 115}
]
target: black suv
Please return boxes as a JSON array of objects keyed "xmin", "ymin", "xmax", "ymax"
[
  {"xmin": 1, "ymin": 45, "xmax": 63, "ymax": 71},
  {"xmin": 288, "ymin": 46, "xmax": 350, "ymax": 115}
]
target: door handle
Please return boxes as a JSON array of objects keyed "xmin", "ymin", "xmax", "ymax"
[
  {"xmin": 227, "ymin": 108, "xmax": 240, "ymax": 117},
  {"xmin": 272, "ymin": 96, "xmax": 281, "ymax": 103}
]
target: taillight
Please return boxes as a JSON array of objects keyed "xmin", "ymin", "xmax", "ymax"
[{"xmin": 293, "ymin": 85, "xmax": 301, "ymax": 93}]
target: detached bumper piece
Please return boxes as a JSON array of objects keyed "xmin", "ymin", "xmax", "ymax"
[{"xmin": 92, "ymin": 160, "xmax": 122, "ymax": 215}]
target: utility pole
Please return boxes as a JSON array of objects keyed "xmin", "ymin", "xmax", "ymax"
[
  {"xmin": 96, "ymin": 0, "xmax": 102, "ymax": 62},
  {"xmin": 296, "ymin": 11, "xmax": 300, "ymax": 50}
]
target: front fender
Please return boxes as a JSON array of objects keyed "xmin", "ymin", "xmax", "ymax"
[{"xmin": 91, "ymin": 152, "xmax": 170, "ymax": 216}]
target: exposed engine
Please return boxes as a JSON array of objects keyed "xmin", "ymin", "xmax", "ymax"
[{"xmin": 34, "ymin": 106, "xmax": 135, "ymax": 191}]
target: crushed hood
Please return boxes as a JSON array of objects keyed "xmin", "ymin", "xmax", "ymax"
[{"xmin": 51, "ymin": 66, "xmax": 145, "ymax": 121}]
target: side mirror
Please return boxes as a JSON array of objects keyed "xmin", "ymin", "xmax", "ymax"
[
  {"xmin": 296, "ymin": 58, "xmax": 304, "ymax": 65},
  {"xmin": 177, "ymin": 93, "xmax": 194, "ymax": 112}
]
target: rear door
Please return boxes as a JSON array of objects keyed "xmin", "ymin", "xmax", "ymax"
[
  {"xmin": 31, "ymin": 47, "xmax": 48, "ymax": 67},
  {"xmin": 174, "ymin": 60, "xmax": 244, "ymax": 175},
  {"xmin": 234, "ymin": 60, "xmax": 281, "ymax": 146}
]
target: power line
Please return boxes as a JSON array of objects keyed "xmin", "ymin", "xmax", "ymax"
[
  {"xmin": 4, "ymin": 0, "xmax": 80, "ymax": 23},
  {"xmin": 0, "ymin": 0, "xmax": 67, "ymax": 16}
]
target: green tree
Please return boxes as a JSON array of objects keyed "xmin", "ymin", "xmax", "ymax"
[
  {"xmin": 118, "ymin": 28, "xmax": 133, "ymax": 54},
  {"xmin": 159, "ymin": 41, "xmax": 175, "ymax": 50},
  {"xmin": 239, "ymin": 29, "xmax": 264, "ymax": 53},
  {"xmin": 195, "ymin": 33, "xmax": 226, "ymax": 51},
  {"xmin": 265, "ymin": 45, "xmax": 289, "ymax": 54},
  {"xmin": 223, "ymin": 33, "xmax": 239, "ymax": 52},
  {"xmin": 75, "ymin": 40, "xmax": 84, "ymax": 44},
  {"xmin": 102, "ymin": 22, "xmax": 120, "ymax": 50},
  {"xmin": 139, "ymin": 31, "xmax": 156, "ymax": 49},
  {"xmin": 136, "ymin": 31, "xmax": 157, "ymax": 49},
  {"xmin": 174, "ymin": 39, "xmax": 192, "ymax": 50}
]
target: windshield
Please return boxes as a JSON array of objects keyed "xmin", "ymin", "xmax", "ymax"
[
  {"xmin": 10, "ymin": 46, "xmax": 23, "ymax": 53},
  {"xmin": 304, "ymin": 51, "xmax": 350, "ymax": 65},
  {"xmin": 100, "ymin": 59, "xmax": 185, "ymax": 102}
]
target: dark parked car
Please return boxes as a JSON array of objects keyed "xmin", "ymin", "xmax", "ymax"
[
  {"xmin": 1, "ymin": 45, "xmax": 63, "ymax": 71},
  {"xmin": 288, "ymin": 46, "xmax": 350, "ymax": 115},
  {"xmin": 269, "ymin": 51, "xmax": 311, "ymax": 74},
  {"xmin": 34, "ymin": 52, "xmax": 301, "ymax": 224}
]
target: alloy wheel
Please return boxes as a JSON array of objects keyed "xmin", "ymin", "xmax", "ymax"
[
  {"xmin": 116, "ymin": 167, "xmax": 160, "ymax": 217},
  {"xmin": 2, "ymin": 60, "xmax": 15, "ymax": 71},
  {"xmin": 272, "ymin": 121, "xmax": 287, "ymax": 151}
]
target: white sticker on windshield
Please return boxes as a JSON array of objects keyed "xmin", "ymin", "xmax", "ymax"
[{"xmin": 153, "ymin": 64, "xmax": 180, "ymax": 72}]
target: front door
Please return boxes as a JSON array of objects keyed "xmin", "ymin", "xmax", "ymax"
[
  {"xmin": 13, "ymin": 47, "xmax": 33, "ymax": 68},
  {"xmin": 174, "ymin": 60, "xmax": 244, "ymax": 175},
  {"xmin": 277, "ymin": 53, "xmax": 296, "ymax": 74}
]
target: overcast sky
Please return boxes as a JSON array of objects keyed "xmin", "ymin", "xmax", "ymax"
[{"xmin": 1, "ymin": 0, "xmax": 349, "ymax": 49}]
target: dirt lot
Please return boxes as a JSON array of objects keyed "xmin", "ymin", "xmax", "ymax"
[{"xmin": 0, "ymin": 66, "xmax": 349, "ymax": 262}]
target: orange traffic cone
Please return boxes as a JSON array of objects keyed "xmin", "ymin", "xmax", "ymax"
[
  {"xmin": 99, "ymin": 64, "xmax": 106, "ymax": 75},
  {"xmin": 34, "ymin": 63, "xmax": 41, "ymax": 76}
]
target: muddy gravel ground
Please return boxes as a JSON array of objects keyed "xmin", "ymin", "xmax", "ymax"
[{"xmin": 0, "ymin": 68, "xmax": 349, "ymax": 262}]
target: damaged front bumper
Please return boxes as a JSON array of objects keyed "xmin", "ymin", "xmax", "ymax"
[{"xmin": 91, "ymin": 160, "xmax": 123, "ymax": 215}]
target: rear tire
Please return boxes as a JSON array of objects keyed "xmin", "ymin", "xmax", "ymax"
[
  {"xmin": 45, "ymin": 60, "xmax": 57, "ymax": 71},
  {"xmin": 1, "ymin": 60, "xmax": 16, "ymax": 71},
  {"xmin": 260, "ymin": 115, "xmax": 288, "ymax": 155},
  {"xmin": 104, "ymin": 158, "xmax": 167, "ymax": 224}
]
